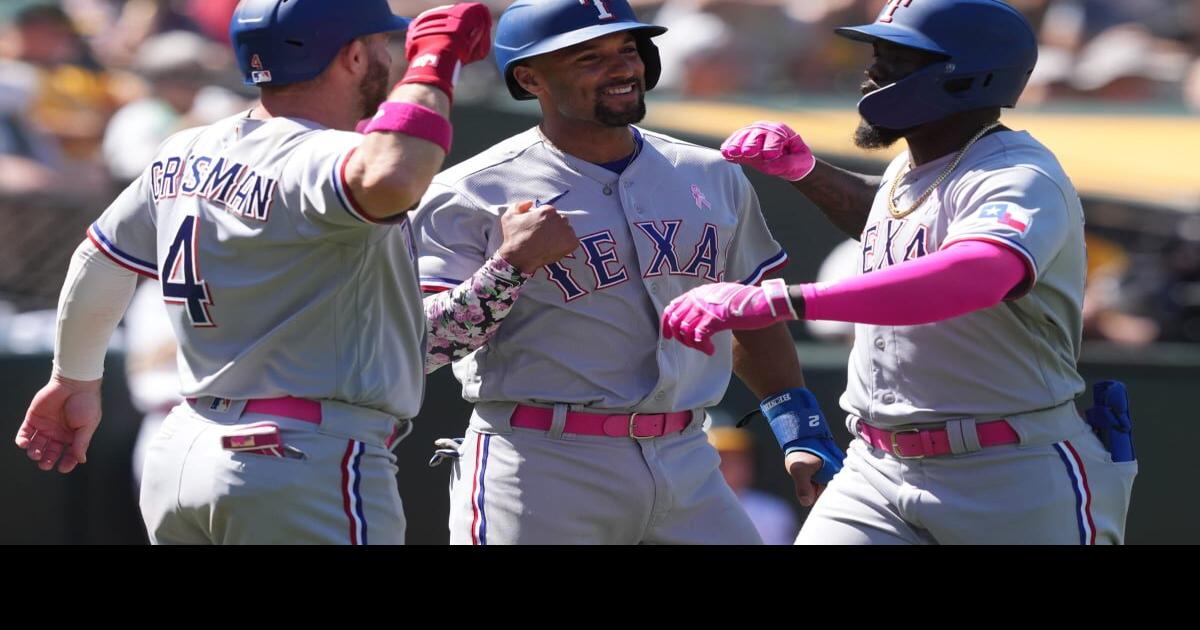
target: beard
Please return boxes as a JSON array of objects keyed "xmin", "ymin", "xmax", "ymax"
[
  {"xmin": 358, "ymin": 55, "xmax": 391, "ymax": 120},
  {"xmin": 852, "ymin": 118, "xmax": 906, "ymax": 149},
  {"xmin": 593, "ymin": 81, "xmax": 646, "ymax": 127}
]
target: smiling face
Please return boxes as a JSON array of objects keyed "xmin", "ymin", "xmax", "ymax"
[
  {"xmin": 515, "ymin": 31, "xmax": 648, "ymax": 128},
  {"xmin": 853, "ymin": 39, "xmax": 949, "ymax": 148}
]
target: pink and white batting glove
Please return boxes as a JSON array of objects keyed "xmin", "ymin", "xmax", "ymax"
[
  {"xmin": 661, "ymin": 279, "xmax": 797, "ymax": 355},
  {"xmin": 720, "ymin": 122, "xmax": 815, "ymax": 181}
]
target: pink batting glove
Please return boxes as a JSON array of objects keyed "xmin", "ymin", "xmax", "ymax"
[
  {"xmin": 661, "ymin": 279, "xmax": 798, "ymax": 355},
  {"xmin": 720, "ymin": 121, "xmax": 816, "ymax": 181}
]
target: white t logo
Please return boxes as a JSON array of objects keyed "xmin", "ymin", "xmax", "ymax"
[{"xmin": 580, "ymin": 0, "xmax": 615, "ymax": 19}]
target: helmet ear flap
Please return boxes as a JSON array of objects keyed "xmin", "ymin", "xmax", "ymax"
[{"xmin": 636, "ymin": 36, "xmax": 661, "ymax": 92}]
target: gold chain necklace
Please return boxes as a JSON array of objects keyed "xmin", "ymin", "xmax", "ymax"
[{"xmin": 886, "ymin": 121, "xmax": 1002, "ymax": 219}]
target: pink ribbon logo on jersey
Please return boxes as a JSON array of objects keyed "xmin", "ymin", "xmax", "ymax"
[{"xmin": 691, "ymin": 185, "xmax": 712, "ymax": 210}]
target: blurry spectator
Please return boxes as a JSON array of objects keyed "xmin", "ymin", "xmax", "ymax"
[
  {"xmin": 184, "ymin": 0, "xmax": 239, "ymax": 43},
  {"xmin": 0, "ymin": 4, "xmax": 117, "ymax": 159},
  {"xmin": 1027, "ymin": 0, "xmax": 1194, "ymax": 103},
  {"xmin": 89, "ymin": 0, "xmax": 204, "ymax": 68},
  {"xmin": 707, "ymin": 426, "xmax": 800, "ymax": 545},
  {"xmin": 1185, "ymin": 56, "xmax": 1200, "ymax": 111},
  {"xmin": 651, "ymin": 0, "xmax": 823, "ymax": 97},
  {"xmin": 102, "ymin": 30, "xmax": 247, "ymax": 183},
  {"xmin": 0, "ymin": 58, "xmax": 60, "ymax": 165},
  {"xmin": 1068, "ymin": 24, "xmax": 1191, "ymax": 100},
  {"xmin": 0, "ymin": 54, "xmax": 106, "ymax": 201},
  {"xmin": 1163, "ymin": 240, "xmax": 1200, "ymax": 342},
  {"xmin": 61, "ymin": 0, "xmax": 122, "ymax": 40},
  {"xmin": 1082, "ymin": 232, "xmax": 1161, "ymax": 346}
]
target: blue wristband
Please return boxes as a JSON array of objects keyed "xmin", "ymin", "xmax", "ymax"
[{"xmin": 760, "ymin": 387, "xmax": 846, "ymax": 485}]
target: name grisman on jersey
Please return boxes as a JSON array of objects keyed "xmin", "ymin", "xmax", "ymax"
[{"xmin": 149, "ymin": 155, "xmax": 277, "ymax": 222}]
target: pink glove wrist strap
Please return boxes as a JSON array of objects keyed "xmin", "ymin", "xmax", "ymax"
[
  {"xmin": 762, "ymin": 278, "xmax": 798, "ymax": 320},
  {"xmin": 399, "ymin": 48, "xmax": 462, "ymax": 103}
]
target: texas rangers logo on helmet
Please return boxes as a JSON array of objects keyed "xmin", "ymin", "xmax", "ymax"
[
  {"xmin": 878, "ymin": 0, "xmax": 914, "ymax": 23},
  {"xmin": 580, "ymin": 0, "xmax": 616, "ymax": 20}
]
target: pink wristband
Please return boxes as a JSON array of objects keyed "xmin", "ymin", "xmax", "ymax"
[{"xmin": 361, "ymin": 102, "xmax": 453, "ymax": 154}]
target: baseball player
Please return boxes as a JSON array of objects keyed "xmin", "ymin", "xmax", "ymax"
[
  {"xmin": 13, "ymin": 0, "xmax": 495, "ymax": 544},
  {"xmin": 661, "ymin": 0, "xmax": 1138, "ymax": 544},
  {"xmin": 413, "ymin": 0, "xmax": 844, "ymax": 545}
]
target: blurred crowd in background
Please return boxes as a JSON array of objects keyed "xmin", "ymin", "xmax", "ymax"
[{"xmin": 1, "ymin": 0, "xmax": 1198, "ymax": 353}]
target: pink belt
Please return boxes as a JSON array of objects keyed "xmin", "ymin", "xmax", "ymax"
[
  {"xmin": 188, "ymin": 396, "xmax": 405, "ymax": 448},
  {"xmin": 187, "ymin": 396, "xmax": 322, "ymax": 424},
  {"xmin": 856, "ymin": 418, "xmax": 1019, "ymax": 459},
  {"xmin": 510, "ymin": 404, "xmax": 694, "ymax": 439}
]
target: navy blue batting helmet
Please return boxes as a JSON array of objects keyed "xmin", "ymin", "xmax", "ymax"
[
  {"xmin": 229, "ymin": 0, "xmax": 411, "ymax": 87},
  {"xmin": 494, "ymin": 0, "xmax": 668, "ymax": 101},
  {"xmin": 836, "ymin": 0, "xmax": 1038, "ymax": 130}
]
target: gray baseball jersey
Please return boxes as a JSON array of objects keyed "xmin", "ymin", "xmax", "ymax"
[
  {"xmin": 90, "ymin": 112, "xmax": 425, "ymax": 420},
  {"xmin": 414, "ymin": 126, "xmax": 786, "ymax": 412},
  {"xmin": 92, "ymin": 111, "xmax": 422, "ymax": 544},
  {"xmin": 803, "ymin": 129, "xmax": 1135, "ymax": 545},
  {"xmin": 843, "ymin": 130, "xmax": 1086, "ymax": 428},
  {"xmin": 412, "ymin": 125, "xmax": 783, "ymax": 544}
]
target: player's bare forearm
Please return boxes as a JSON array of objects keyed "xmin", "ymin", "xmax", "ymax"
[
  {"xmin": 790, "ymin": 159, "xmax": 881, "ymax": 239},
  {"xmin": 731, "ymin": 323, "xmax": 805, "ymax": 399},
  {"xmin": 348, "ymin": 84, "xmax": 451, "ymax": 218}
]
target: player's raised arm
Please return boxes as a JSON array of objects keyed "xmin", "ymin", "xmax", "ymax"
[{"xmin": 345, "ymin": 3, "xmax": 493, "ymax": 218}]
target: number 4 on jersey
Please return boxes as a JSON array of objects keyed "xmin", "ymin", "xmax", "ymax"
[{"xmin": 162, "ymin": 216, "xmax": 216, "ymax": 327}]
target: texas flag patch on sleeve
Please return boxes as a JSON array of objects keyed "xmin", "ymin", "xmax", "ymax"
[{"xmin": 976, "ymin": 202, "xmax": 1032, "ymax": 236}]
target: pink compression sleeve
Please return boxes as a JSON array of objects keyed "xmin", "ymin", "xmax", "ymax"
[{"xmin": 800, "ymin": 240, "xmax": 1029, "ymax": 325}]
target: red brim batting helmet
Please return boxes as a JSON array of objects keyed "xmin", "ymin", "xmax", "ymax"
[
  {"xmin": 836, "ymin": 0, "xmax": 1038, "ymax": 130},
  {"xmin": 494, "ymin": 0, "xmax": 668, "ymax": 101},
  {"xmin": 230, "ymin": 0, "xmax": 412, "ymax": 87}
]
